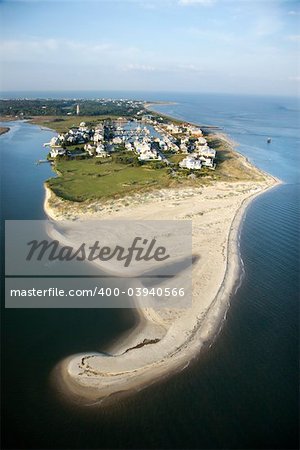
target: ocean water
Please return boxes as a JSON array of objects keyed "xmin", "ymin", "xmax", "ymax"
[{"xmin": 1, "ymin": 93, "xmax": 299, "ymax": 449}]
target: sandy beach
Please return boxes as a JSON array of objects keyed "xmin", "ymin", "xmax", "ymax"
[{"xmin": 45, "ymin": 151, "xmax": 280, "ymax": 405}]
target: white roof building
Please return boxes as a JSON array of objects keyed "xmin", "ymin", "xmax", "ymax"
[
  {"xmin": 84, "ymin": 143, "xmax": 96, "ymax": 156},
  {"xmin": 138, "ymin": 149, "xmax": 161, "ymax": 161},
  {"xmin": 112, "ymin": 136, "xmax": 123, "ymax": 145},
  {"xmin": 96, "ymin": 145, "xmax": 110, "ymax": 158},
  {"xmin": 135, "ymin": 141, "xmax": 151, "ymax": 154},
  {"xmin": 197, "ymin": 137, "xmax": 207, "ymax": 145},
  {"xmin": 50, "ymin": 136, "xmax": 59, "ymax": 146},
  {"xmin": 166, "ymin": 124, "xmax": 181, "ymax": 134},
  {"xmin": 180, "ymin": 143, "xmax": 188, "ymax": 153},
  {"xmin": 125, "ymin": 142, "xmax": 133, "ymax": 151},
  {"xmin": 179, "ymin": 156, "xmax": 202, "ymax": 170},
  {"xmin": 198, "ymin": 147, "xmax": 216, "ymax": 158},
  {"xmin": 187, "ymin": 126, "xmax": 203, "ymax": 137},
  {"xmin": 200, "ymin": 157, "xmax": 214, "ymax": 168},
  {"xmin": 93, "ymin": 133, "xmax": 103, "ymax": 143},
  {"xmin": 50, "ymin": 147, "xmax": 66, "ymax": 158}
]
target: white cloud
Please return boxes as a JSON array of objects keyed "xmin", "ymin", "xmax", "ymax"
[
  {"xmin": 124, "ymin": 63, "xmax": 157, "ymax": 72},
  {"xmin": 176, "ymin": 63, "xmax": 203, "ymax": 72},
  {"xmin": 288, "ymin": 76, "xmax": 300, "ymax": 82},
  {"xmin": 0, "ymin": 38, "xmax": 140, "ymax": 65},
  {"xmin": 287, "ymin": 35, "xmax": 300, "ymax": 42},
  {"xmin": 178, "ymin": 0, "xmax": 215, "ymax": 6},
  {"xmin": 187, "ymin": 26, "xmax": 234, "ymax": 42},
  {"xmin": 253, "ymin": 15, "xmax": 283, "ymax": 37},
  {"xmin": 0, "ymin": 39, "xmax": 58, "ymax": 55}
]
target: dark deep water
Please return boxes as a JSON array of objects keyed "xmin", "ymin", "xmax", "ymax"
[{"xmin": 1, "ymin": 93, "xmax": 299, "ymax": 449}]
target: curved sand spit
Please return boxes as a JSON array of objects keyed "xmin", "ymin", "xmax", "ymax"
[{"xmin": 45, "ymin": 171, "xmax": 280, "ymax": 405}]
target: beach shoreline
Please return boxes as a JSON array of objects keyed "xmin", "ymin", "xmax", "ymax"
[
  {"xmin": 45, "ymin": 173, "xmax": 280, "ymax": 406},
  {"xmin": 41, "ymin": 110, "xmax": 282, "ymax": 406}
]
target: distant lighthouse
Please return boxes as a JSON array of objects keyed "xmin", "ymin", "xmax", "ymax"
[{"xmin": 76, "ymin": 104, "xmax": 80, "ymax": 115}]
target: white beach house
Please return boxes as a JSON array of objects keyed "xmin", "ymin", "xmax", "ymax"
[{"xmin": 180, "ymin": 156, "xmax": 202, "ymax": 170}]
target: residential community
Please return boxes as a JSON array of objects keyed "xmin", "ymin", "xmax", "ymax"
[{"xmin": 43, "ymin": 113, "xmax": 217, "ymax": 171}]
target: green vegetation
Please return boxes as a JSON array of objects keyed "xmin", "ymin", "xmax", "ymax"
[
  {"xmin": 29, "ymin": 116, "xmax": 115, "ymax": 133},
  {"xmin": 46, "ymin": 133, "xmax": 263, "ymax": 203},
  {"xmin": 62, "ymin": 143, "xmax": 86, "ymax": 152},
  {"xmin": 47, "ymin": 158, "xmax": 173, "ymax": 202},
  {"xmin": 0, "ymin": 99, "xmax": 76, "ymax": 116},
  {"xmin": 206, "ymin": 134, "xmax": 264, "ymax": 181},
  {"xmin": 0, "ymin": 99, "xmax": 143, "ymax": 118},
  {"xmin": 1, "ymin": 99, "xmax": 263, "ymax": 204},
  {"xmin": 112, "ymin": 152, "xmax": 140, "ymax": 166},
  {"xmin": 168, "ymin": 153, "xmax": 186, "ymax": 164}
]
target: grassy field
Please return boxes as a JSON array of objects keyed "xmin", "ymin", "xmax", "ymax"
[
  {"xmin": 29, "ymin": 115, "xmax": 120, "ymax": 133},
  {"xmin": 46, "ymin": 131, "xmax": 265, "ymax": 203},
  {"xmin": 168, "ymin": 153, "xmax": 186, "ymax": 164},
  {"xmin": 47, "ymin": 158, "xmax": 174, "ymax": 202}
]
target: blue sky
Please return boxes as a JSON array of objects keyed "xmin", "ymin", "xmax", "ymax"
[{"xmin": 0, "ymin": 0, "xmax": 299, "ymax": 95}]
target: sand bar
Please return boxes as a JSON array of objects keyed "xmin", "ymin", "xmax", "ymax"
[{"xmin": 45, "ymin": 156, "xmax": 280, "ymax": 405}]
